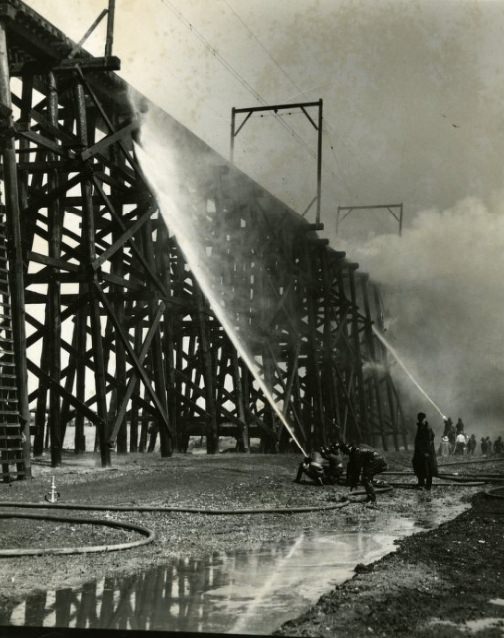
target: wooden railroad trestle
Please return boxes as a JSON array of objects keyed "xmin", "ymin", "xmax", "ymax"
[{"xmin": 0, "ymin": 0, "xmax": 407, "ymax": 479}]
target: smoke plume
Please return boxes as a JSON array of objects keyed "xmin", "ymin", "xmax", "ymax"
[{"xmin": 334, "ymin": 197, "xmax": 504, "ymax": 437}]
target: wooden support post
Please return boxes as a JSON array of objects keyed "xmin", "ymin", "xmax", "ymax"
[
  {"xmin": 33, "ymin": 334, "xmax": 49, "ymax": 455},
  {"xmin": 0, "ymin": 19, "xmax": 31, "ymax": 477},
  {"xmin": 109, "ymin": 117, "xmax": 127, "ymax": 454},
  {"xmin": 141, "ymin": 216, "xmax": 173, "ymax": 457},
  {"xmin": 303, "ymin": 244, "xmax": 325, "ymax": 450},
  {"xmin": 74, "ymin": 80, "xmax": 110, "ymax": 467},
  {"xmin": 47, "ymin": 72, "xmax": 63, "ymax": 466},
  {"xmin": 360, "ymin": 275, "xmax": 385, "ymax": 449},
  {"xmin": 194, "ymin": 283, "xmax": 218, "ymax": 454},
  {"xmin": 155, "ymin": 223, "xmax": 179, "ymax": 450},
  {"xmin": 230, "ymin": 346, "xmax": 249, "ymax": 451},
  {"xmin": 320, "ymin": 248, "xmax": 339, "ymax": 443},
  {"xmin": 105, "ymin": 0, "xmax": 116, "ymax": 58},
  {"xmin": 347, "ymin": 266, "xmax": 370, "ymax": 444},
  {"xmin": 129, "ymin": 303, "xmax": 142, "ymax": 453},
  {"xmin": 372, "ymin": 283, "xmax": 401, "ymax": 451},
  {"xmin": 59, "ymin": 321, "xmax": 78, "ymax": 447},
  {"xmin": 138, "ymin": 384, "xmax": 149, "ymax": 453}
]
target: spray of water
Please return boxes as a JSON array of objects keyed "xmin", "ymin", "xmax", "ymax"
[
  {"xmin": 134, "ymin": 124, "xmax": 307, "ymax": 457},
  {"xmin": 231, "ymin": 532, "xmax": 305, "ymax": 633},
  {"xmin": 372, "ymin": 325, "xmax": 445, "ymax": 419}
]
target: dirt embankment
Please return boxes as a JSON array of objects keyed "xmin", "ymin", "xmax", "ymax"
[
  {"xmin": 278, "ymin": 489, "xmax": 504, "ymax": 637},
  {"xmin": 0, "ymin": 451, "xmax": 502, "ymax": 636}
]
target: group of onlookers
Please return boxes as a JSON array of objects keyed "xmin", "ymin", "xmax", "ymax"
[{"xmin": 438, "ymin": 416, "xmax": 503, "ymax": 457}]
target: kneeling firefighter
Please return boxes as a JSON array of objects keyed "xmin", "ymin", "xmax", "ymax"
[{"xmin": 294, "ymin": 453, "xmax": 325, "ymax": 486}]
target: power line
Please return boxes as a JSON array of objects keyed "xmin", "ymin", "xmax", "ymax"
[
  {"xmin": 322, "ymin": 123, "xmax": 355, "ymax": 201},
  {"xmin": 159, "ymin": 0, "xmax": 264, "ymax": 104},
  {"xmin": 158, "ymin": 0, "xmax": 360, "ymax": 212},
  {"xmin": 220, "ymin": 0, "xmax": 304, "ymax": 97},
  {"xmin": 158, "ymin": 0, "xmax": 317, "ymax": 160},
  {"xmin": 217, "ymin": 0, "xmax": 367, "ymax": 194}
]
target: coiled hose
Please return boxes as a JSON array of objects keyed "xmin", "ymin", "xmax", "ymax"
[
  {"xmin": 0, "ymin": 511, "xmax": 155, "ymax": 557},
  {"xmin": 0, "ymin": 495, "xmax": 366, "ymax": 557}
]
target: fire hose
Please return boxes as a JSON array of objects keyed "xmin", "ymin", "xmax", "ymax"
[
  {"xmin": 484, "ymin": 486, "xmax": 504, "ymax": 500},
  {"xmin": 0, "ymin": 511, "xmax": 154, "ymax": 557},
  {"xmin": 0, "ymin": 487, "xmax": 398, "ymax": 557},
  {"xmin": 0, "ymin": 474, "xmax": 497, "ymax": 557}
]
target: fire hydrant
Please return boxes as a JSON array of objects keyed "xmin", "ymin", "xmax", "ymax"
[{"xmin": 44, "ymin": 475, "xmax": 60, "ymax": 503}]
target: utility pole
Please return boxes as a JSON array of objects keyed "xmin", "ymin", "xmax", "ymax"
[{"xmin": 230, "ymin": 100, "xmax": 324, "ymax": 223}]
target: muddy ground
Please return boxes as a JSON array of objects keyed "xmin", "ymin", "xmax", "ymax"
[{"xmin": 0, "ymin": 450, "xmax": 502, "ymax": 636}]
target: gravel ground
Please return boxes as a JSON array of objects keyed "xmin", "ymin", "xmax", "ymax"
[{"xmin": 0, "ymin": 450, "xmax": 502, "ymax": 636}]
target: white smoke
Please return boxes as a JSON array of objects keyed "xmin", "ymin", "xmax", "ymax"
[{"xmin": 334, "ymin": 197, "xmax": 504, "ymax": 437}]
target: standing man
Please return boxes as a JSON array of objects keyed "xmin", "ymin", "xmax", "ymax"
[
  {"xmin": 454, "ymin": 431, "xmax": 467, "ymax": 456},
  {"xmin": 467, "ymin": 434, "xmax": 477, "ymax": 456},
  {"xmin": 412, "ymin": 412, "xmax": 438, "ymax": 490}
]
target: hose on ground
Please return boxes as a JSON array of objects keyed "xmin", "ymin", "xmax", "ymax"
[
  {"xmin": 0, "ymin": 511, "xmax": 155, "ymax": 557},
  {"xmin": 437, "ymin": 457, "xmax": 504, "ymax": 467},
  {"xmin": 0, "ymin": 494, "xmax": 367, "ymax": 558},
  {"xmin": 387, "ymin": 481, "xmax": 487, "ymax": 488},
  {"xmin": 484, "ymin": 486, "xmax": 504, "ymax": 500},
  {"xmin": 0, "ymin": 479, "xmax": 481, "ymax": 556},
  {"xmin": 382, "ymin": 470, "xmax": 504, "ymax": 484},
  {"xmin": 0, "ymin": 498, "xmax": 355, "ymax": 515}
]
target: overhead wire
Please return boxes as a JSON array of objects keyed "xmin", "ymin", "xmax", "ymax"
[
  {"xmin": 219, "ymin": 0, "xmax": 360, "ymax": 204},
  {"xmin": 158, "ymin": 0, "xmax": 363, "ymax": 215},
  {"xmin": 158, "ymin": 0, "xmax": 318, "ymax": 161},
  {"xmin": 220, "ymin": 0, "xmax": 305, "ymax": 97}
]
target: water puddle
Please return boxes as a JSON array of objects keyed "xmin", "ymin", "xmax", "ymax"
[{"xmin": 7, "ymin": 503, "xmax": 468, "ymax": 634}]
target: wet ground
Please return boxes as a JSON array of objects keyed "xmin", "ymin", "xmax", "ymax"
[
  {"xmin": 4, "ymin": 510, "xmax": 467, "ymax": 634},
  {"xmin": 0, "ymin": 451, "xmax": 501, "ymax": 636},
  {"xmin": 278, "ymin": 471, "xmax": 504, "ymax": 637}
]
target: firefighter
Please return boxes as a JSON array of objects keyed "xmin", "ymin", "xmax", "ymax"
[
  {"xmin": 339, "ymin": 442, "xmax": 388, "ymax": 503},
  {"xmin": 294, "ymin": 455, "xmax": 325, "ymax": 486},
  {"xmin": 320, "ymin": 443, "xmax": 344, "ymax": 484},
  {"xmin": 412, "ymin": 412, "xmax": 438, "ymax": 490}
]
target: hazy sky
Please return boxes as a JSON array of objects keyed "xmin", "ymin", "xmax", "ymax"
[{"xmin": 25, "ymin": 0, "xmax": 504, "ymax": 236}]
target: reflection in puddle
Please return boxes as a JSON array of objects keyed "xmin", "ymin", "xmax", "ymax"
[{"xmin": 6, "ymin": 505, "xmax": 468, "ymax": 635}]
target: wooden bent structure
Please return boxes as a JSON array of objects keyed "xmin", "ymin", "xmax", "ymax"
[{"xmin": 0, "ymin": 0, "xmax": 408, "ymax": 481}]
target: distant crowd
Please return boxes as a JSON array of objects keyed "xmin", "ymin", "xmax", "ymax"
[{"xmin": 438, "ymin": 417, "xmax": 503, "ymax": 457}]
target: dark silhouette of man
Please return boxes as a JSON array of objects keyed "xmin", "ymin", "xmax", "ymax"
[{"xmin": 412, "ymin": 412, "xmax": 438, "ymax": 490}]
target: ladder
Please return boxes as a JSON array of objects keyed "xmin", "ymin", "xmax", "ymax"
[{"xmin": 0, "ymin": 210, "xmax": 25, "ymax": 481}]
